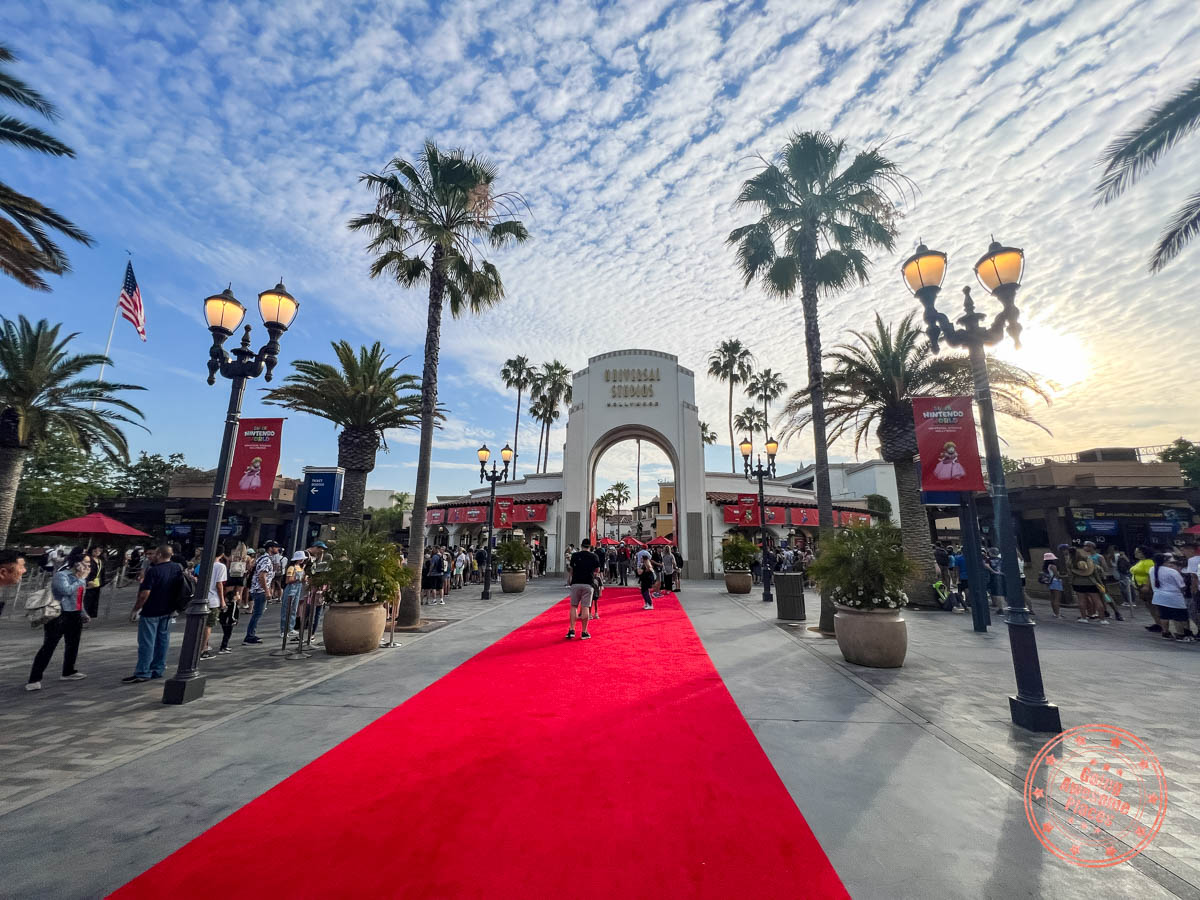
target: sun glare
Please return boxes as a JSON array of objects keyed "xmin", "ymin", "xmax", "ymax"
[{"xmin": 990, "ymin": 323, "xmax": 1090, "ymax": 397}]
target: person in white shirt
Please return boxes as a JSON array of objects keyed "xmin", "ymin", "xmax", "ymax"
[
  {"xmin": 200, "ymin": 553, "xmax": 229, "ymax": 659},
  {"xmin": 1150, "ymin": 553, "xmax": 1191, "ymax": 641},
  {"xmin": 1181, "ymin": 542, "xmax": 1200, "ymax": 633}
]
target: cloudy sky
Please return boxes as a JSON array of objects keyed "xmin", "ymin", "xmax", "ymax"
[{"xmin": 5, "ymin": 0, "xmax": 1200, "ymax": 504}]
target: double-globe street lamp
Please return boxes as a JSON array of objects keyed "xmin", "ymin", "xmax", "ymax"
[
  {"xmin": 162, "ymin": 282, "xmax": 299, "ymax": 705},
  {"xmin": 477, "ymin": 443, "xmax": 512, "ymax": 601},
  {"xmin": 739, "ymin": 435, "xmax": 779, "ymax": 604},
  {"xmin": 901, "ymin": 239, "xmax": 1061, "ymax": 733}
]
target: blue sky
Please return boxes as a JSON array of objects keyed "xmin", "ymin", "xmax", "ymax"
[{"xmin": 4, "ymin": 0, "xmax": 1200, "ymax": 504}]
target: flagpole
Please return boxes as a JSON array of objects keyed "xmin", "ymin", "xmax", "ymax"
[{"xmin": 93, "ymin": 301, "xmax": 120, "ymax": 411}]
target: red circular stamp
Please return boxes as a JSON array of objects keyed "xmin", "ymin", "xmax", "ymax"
[{"xmin": 1023, "ymin": 723, "xmax": 1167, "ymax": 867}]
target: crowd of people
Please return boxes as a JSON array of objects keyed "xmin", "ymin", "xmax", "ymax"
[
  {"xmin": 417, "ymin": 542, "xmax": 550, "ymax": 605},
  {"xmin": 559, "ymin": 539, "xmax": 684, "ymax": 639}
]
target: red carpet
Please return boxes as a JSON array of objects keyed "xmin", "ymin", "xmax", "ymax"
[{"xmin": 113, "ymin": 588, "xmax": 846, "ymax": 898}]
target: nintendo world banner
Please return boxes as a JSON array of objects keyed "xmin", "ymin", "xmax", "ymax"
[
  {"xmin": 912, "ymin": 396, "xmax": 986, "ymax": 492},
  {"xmin": 227, "ymin": 418, "xmax": 284, "ymax": 501}
]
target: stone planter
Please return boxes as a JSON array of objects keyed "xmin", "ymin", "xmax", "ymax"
[
  {"xmin": 773, "ymin": 572, "xmax": 806, "ymax": 620},
  {"xmin": 500, "ymin": 571, "xmax": 527, "ymax": 593},
  {"xmin": 322, "ymin": 602, "xmax": 386, "ymax": 655},
  {"xmin": 724, "ymin": 571, "xmax": 752, "ymax": 594},
  {"xmin": 834, "ymin": 604, "xmax": 907, "ymax": 668}
]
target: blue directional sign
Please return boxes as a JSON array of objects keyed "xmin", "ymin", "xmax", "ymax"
[{"xmin": 303, "ymin": 467, "xmax": 344, "ymax": 515}]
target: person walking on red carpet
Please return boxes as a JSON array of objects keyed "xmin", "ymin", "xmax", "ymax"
[
  {"xmin": 638, "ymin": 557, "xmax": 657, "ymax": 610},
  {"xmin": 566, "ymin": 539, "xmax": 600, "ymax": 640}
]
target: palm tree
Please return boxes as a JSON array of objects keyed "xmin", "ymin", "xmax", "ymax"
[
  {"xmin": 699, "ymin": 420, "xmax": 718, "ymax": 445},
  {"xmin": 534, "ymin": 359, "xmax": 572, "ymax": 473},
  {"xmin": 746, "ymin": 368, "xmax": 788, "ymax": 436},
  {"xmin": 707, "ymin": 340, "xmax": 755, "ymax": 473},
  {"xmin": 610, "ymin": 481, "xmax": 631, "ymax": 540},
  {"xmin": 500, "ymin": 355, "xmax": 536, "ymax": 478},
  {"xmin": 264, "ymin": 341, "xmax": 422, "ymax": 534},
  {"xmin": 728, "ymin": 130, "xmax": 909, "ymax": 633},
  {"xmin": 0, "ymin": 44, "xmax": 93, "ymax": 291},
  {"xmin": 777, "ymin": 312, "xmax": 1048, "ymax": 601},
  {"xmin": 349, "ymin": 141, "xmax": 528, "ymax": 622},
  {"xmin": 0, "ymin": 316, "xmax": 145, "ymax": 545},
  {"xmin": 733, "ymin": 406, "xmax": 768, "ymax": 443},
  {"xmin": 529, "ymin": 392, "xmax": 551, "ymax": 473},
  {"xmin": 1096, "ymin": 74, "xmax": 1200, "ymax": 272},
  {"xmin": 596, "ymin": 490, "xmax": 615, "ymax": 538}
]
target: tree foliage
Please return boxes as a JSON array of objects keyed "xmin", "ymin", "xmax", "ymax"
[
  {"xmin": 1159, "ymin": 438, "xmax": 1200, "ymax": 487},
  {"xmin": 11, "ymin": 430, "xmax": 117, "ymax": 535}
]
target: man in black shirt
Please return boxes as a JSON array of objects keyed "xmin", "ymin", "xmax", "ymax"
[
  {"xmin": 123, "ymin": 545, "xmax": 182, "ymax": 684},
  {"xmin": 566, "ymin": 538, "xmax": 601, "ymax": 640}
]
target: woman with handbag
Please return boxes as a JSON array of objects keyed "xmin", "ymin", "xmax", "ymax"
[
  {"xmin": 26, "ymin": 556, "xmax": 91, "ymax": 691},
  {"xmin": 1068, "ymin": 547, "xmax": 1104, "ymax": 623},
  {"xmin": 1039, "ymin": 552, "xmax": 1063, "ymax": 617}
]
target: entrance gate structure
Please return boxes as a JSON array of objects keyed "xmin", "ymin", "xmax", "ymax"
[{"xmin": 560, "ymin": 350, "xmax": 708, "ymax": 578}]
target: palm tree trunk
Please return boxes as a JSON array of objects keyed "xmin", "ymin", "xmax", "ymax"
[
  {"xmin": 535, "ymin": 419, "xmax": 545, "ymax": 474},
  {"xmin": 800, "ymin": 279, "xmax": 836, "ymax": 634},
  {"xmin": 727, "ymin": 381, "xmax": 735, "ymax": 473},
  {"xmin": 339, "ymin": 466, "xmax": 370, "ymax": 532},
  {"xmin": 542, "ymin": 415, "xmax": 551, "ymax": 472},
  {"xmin": 0, "ymin": 444, "xmax": 28, "ymax": 547},
  {"xmin": 763, "ymin": 397, "xmax": 769, "ymax": 437},
  {"xmin": 402, "ymin": 244, "xmax": 447, "ymax": 626},
  {"xmin": 512, "ymin": 387, "xmax": 523, "ymax": 479},
  {"xmin": 892, "ymin": 454, "xmax": 938, "ymax": 603}
]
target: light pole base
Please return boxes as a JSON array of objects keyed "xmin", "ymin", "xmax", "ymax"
[
  {"xmin": 1009, "ymin": 696, "xmax": 1062, "ymax": 733},
  {"xmin": 162, "ymin": 675, "xmax": 207, "ymax": 705}
]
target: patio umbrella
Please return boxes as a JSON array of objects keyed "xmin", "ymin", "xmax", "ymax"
[
  {"xmin": 647, "ymin": 536, "xmax": 674, "ymax": 546},
  {"xmin": 597, "ymin": 537, "xmax": 619, "ymax": 546},
  {"xmin": 25, "ymin": 512, "xmax": 150, "ymax": 539},
  {"xmin": 621, "ymin": 535, "xmax": 645, "ymax": 547}
]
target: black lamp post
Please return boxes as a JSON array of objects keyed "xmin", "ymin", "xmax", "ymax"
[
  {"xmin": 740, "ymin": 435, "xmax": 778, "ymax": 604},
  {"xmin": 478, "ymin": 443, "xmax": 512, "ymax": 601},
  {"xmin": 901, "ymin": 240, "xmax": 1061, "ymax": 733},
  {"xmin": 162, "ymin": 282, "xmax": 299, "ymax": 705}
]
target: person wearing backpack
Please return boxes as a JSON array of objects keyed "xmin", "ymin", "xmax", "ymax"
[
  {"xmin": 122, "ymin": 545, "xmax": 182, "ymax": 684},
  {"xmin": 26, "ymin": 555, "xmax": 91, "ymax": 691}
]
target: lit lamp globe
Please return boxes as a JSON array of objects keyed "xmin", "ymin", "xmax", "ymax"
[
  {"xmin": 900, "ymin": 243, "xmax": 947, "ymax": 296},
  {"xmin": 974, "ymin": 241, "xmax": 1024, "ymax": 295},
  {"xmin": 257, "ymin": 280, "xmax": 300, "ymax": 331},
  {"xmin": 478, "ymin": 444, "xmax": 490, "ymax": 465},
  {"xmin": 738, "ymin": 437, "xmax": 753, "ymax": 461},
  {"xmin": 500, "ymin": 444, "xmax": 514, "ymax": 465},
  {"xmin": 765, "ymin": 437, "xmax": 779, "ymax": 459},
  {"xmin": 203, "ymin": 287, "xmax": 247, "ymax": 337}
]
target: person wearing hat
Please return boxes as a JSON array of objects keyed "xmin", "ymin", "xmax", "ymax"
[
  {"xmin": 244, "ymin": 541, "xmax": 280, "ymax": 644},
  {"xmin": 1039, "ymin": 552, "xmax": 1064, "ymax": 617},
  {"xmin": 280, "ymin": 551, "xmax": 307, "ymax": 638}
]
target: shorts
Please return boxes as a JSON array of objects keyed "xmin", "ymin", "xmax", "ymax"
[
  {"xmin": 568, "ymin": 583, "xmax": 594, "ymax": 608},
  {"xmin": 226, "ymin": 574, "xmax": 245, "ymax": 587},
  {"xmin": 1073, "ymin": 583, "xmax": 1100, "ymax": 594},
  {"xmin": 206, "ymin": 608, "xmax": 220, "ymax": 627},
  {"xmin": 1155, "ymin": 605, "xmax": 1189, "ymax": 622}
]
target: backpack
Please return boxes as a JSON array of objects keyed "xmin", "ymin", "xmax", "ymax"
[
  {"xmin": 24, "ymin": 585, "xmax": 61, "ymax": 627},
  {"xmin": 171, "ymin": 563, "xmax": 196, "ymax": 613}
]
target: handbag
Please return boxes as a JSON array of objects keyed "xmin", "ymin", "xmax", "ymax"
[{"xmin": 24, "ymin": 586, "xmax": 61, "ymax": 627}]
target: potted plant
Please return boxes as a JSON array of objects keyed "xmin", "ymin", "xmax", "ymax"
[
  {"xmin": 807, "ymin": 522, "xmax": 914, "ymax": 668},
  {"xmin": 494, "ymin": 541, "xmax": 531, "ymax": 593},
  {"xmin": 718, "ymin": 534, "xmax": 757, "ymax": 594},
  {"xmin": 310, "ymin": 532, "xmax": 411, "ymax": 655}
]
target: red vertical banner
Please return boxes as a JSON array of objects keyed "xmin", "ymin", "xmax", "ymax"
[
  {"xmin": 736, "ymin": 493, "xmax": 760, "ymax": 526},
  {"xmin": 589, "ymin": 499, "xmax": 597, "ymax": 544},
  {"xmin": 227, "ymin": 418, "xmax": 283, "ymax": 501},
  {"xmin": 494, "ymin": 497, "xmax": 515, "ymax": 529},
  {"xmin": 912, "ymin": 396, "xmax": 986, "ymax": 492}
]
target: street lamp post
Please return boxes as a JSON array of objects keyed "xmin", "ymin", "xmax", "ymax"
[
  {"xmin": 162, "ymin": 282, "xmax": 299, "ymax": 705},
  {"xmin": 902, "ymin": 240, "xmax": 1061, "ymax": 733},
  {"xmin": 478, "ymin": 443, "xmax": 512, "ymax": 601},
  {"xmin": 740, "ymin": 435, "xmax": 778, "ymax": 604}
]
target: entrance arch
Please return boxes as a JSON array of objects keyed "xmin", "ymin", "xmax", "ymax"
[{"xmin": 561, "ymin": 350, "xmax": 707, "ymax": 577}]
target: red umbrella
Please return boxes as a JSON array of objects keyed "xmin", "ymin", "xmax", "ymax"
[
  {"xmin": 647, "ymin": 536, "xmax": 674, "ymax": 546},
  {"xmin": 25, "ymin": 512, "xmax": 151, "ymax": 538},
  {"xmin": 597, "ymin": 537, "xmax": 619, "ymax": 546},
  {"xmin": 621, "ymin": 535, "xmax": 645, "ymax": 547}
]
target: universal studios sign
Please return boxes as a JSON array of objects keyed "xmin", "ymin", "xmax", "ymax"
[{"xmin": 605, "ymin": 366, "xmax": 661, "ymax": 399}]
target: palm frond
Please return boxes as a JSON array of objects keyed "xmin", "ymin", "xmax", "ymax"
[
  {"xmin": 1150, "ymin": 190, "xmax": 1200, "ymax": 272},
  {"xmin": 0, "ymin": 114, "xmax": 73, "ymax": 156}
]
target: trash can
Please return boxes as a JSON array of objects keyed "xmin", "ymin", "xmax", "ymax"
[{"xmin": 773, "ymin": 572, "xmax": 806, "ymax": 621}]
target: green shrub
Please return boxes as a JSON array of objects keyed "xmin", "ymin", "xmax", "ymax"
[
  {"xmin": 310, "ymin": 531, "xmax": 411, "ymax": 604},
  {"xmin": 718, "ymin": 534, "xmax": 757, "ymax": 571},
  {"xmin": 806, "ymin": 522, "xmax": 913, "ymax": 609},
  {"xmin": 494, "ymin": 540, "xmax": 532, "ymax": 570}
]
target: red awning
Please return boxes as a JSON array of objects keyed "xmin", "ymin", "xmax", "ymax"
[
  {"xmin": 25, "ymin": 512, "xmax": 150, "ymax": 537},
  {"xmin": 648, "ymin": 536, "xmax": 674, "ymax": 545}
]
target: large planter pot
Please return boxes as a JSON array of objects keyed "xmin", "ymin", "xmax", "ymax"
[
  {"xmin": 322, "ymin": 602, "xmax": 386, "ymax": 656},
  {"xmin": 773, "ymin": 572, "xmax": 806, "ymax": 620},
  {"xmin": 834, "ymin": 605, "xmax": 907, "ymax": 668},
  {"xmin": 500, "ymin": 571, "xmax": 527, "ymax": 593},
  {"xmin": 724, "ymin": 571, "xmax": 752, "ymax": 594}
]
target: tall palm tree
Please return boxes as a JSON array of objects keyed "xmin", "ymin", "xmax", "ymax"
[
  {"xmin": 777, "ymin": 312, "xmax": 1048, "ymax": 601},
  {"xmin": 746, "ymin": 368, "xmax": 788, "ymax": 436},
  {"xmin": 707, "ymin": 340, "xmax": 755, "ymax": 473},
  {"xmin": 596, "ymin": 490, "xmax": 614, "ymax": 538},
  {"xmin": 0, "ymin": 316, "xmax": 144, "ymax": 545},
  {"xmin": 529, "ymin": 392, "xmax": 550, "ymax": 474},
  {"xmin": 500, "ymin": 355, "xmax": 536, "ymax": 478},
  {"xmin": 349, "ymin": 141, "xmax": 528, "ymax": 622},
  {"xmin": 610, "ymin": 481, "xmax": 631, "ymax": 540},
  {"xmin": 699, "ymin": 420, "xmax": 718, "ymax": 445},
  {"xmin": 264, "ymin": 341, "xmax": 422, "ymax": 534},
  {"xmin": 733, "ymin": 406, "xmax": 768, "ymax": 443},
  {"xmin": 728, "ymin": 130, "xmax": 909, "ymax": 633},
  {"xmin": 0, "ymin": 44, "xmax": 92, "ymax": 290},
  {"xmin": 1096, "ymin": 74, "xmax": 1200, "ymax": 272},
  {"xmin": 534, "ymin": 359, "xmax": 572, "ymax": 473}
]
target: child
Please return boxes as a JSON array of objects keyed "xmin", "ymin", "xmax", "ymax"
[{"xmin": 638, "ymin": 558, "xmax": 657, "ymax": 610}]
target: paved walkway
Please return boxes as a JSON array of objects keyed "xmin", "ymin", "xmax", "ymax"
[{"xmin": 1, "ymin": 577, "xmax": 1197, "ymax": 898}]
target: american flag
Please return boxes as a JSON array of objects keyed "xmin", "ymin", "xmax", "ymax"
[{"xmin": 118, "ymin": 261, "xmax": 146, "ymax": 341}]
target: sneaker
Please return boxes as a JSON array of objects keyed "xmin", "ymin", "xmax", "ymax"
[
  {"xmin": 436, "ymin": 598, "xmax": 446, "ymax": 605},
  {"xmin": 243, "ymin": 636, "xmax": 263, "ymax": 644},
  {"xmin": 150, "ymin": 672, "xmax": 163, "ymax": 679},
  {"xmin": 1146, "ymin": 624, "xmax": 1162, "ymax": 632},
  {"xmin": 60, "ymin": 672, "xmax": 86, "ymax": 681},
  {"xmin": 580, "ymin": 631, "xmax": 591, "ymax": 640},
  {"xmin": 1077, "ymin": 616, "xmax": 1088, "ymax": 623},
  {"xmin": 644, "ymin": 603, "xmax": 652, "ymax": 610},
  {"xmin": 1114, "ymin": 613, "xmax": 1124, "ymax": 621},
  {"xmin": 1180, "ymin": 635, "xmax": 1196, "ymax": 643},
  {"xmin": 952, "ymin": 607, "xmax": 964, "ymax": 614},
  {"xmin": 200, "ymin": 650, "xmax": 215, "ymax": 660},
  {"xmin": 288, "ymin": 629, "xmax": 299, "ymax": 636},
  {"xmin": 121, "ymin": 675, "xmax": 148, "ymax": 684},
  {"xmin": 565, "ymin": 630, "xmax": 575, "ymax": 640},
  {"xmin": 218, "ymin": 647, "xmax": 232, "ymax": 654},
  {"xmin": 592, "ymin": 611, "xmax": 599, "ymax": 618},
  {"xmin": 1162, "ymin": 632, "xmax": 1175, "ymax": 640},
  {"xmin": 25, "ymin": 681, "xmax": 41, "ymax": 692},
  {"xmin": 1099, "ymin": 619, "xmax": 1111, "ymax": 625}
]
